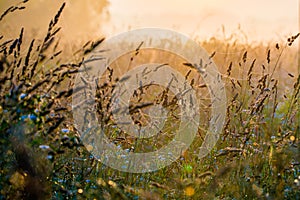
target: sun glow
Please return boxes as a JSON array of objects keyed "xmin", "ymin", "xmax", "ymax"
[{"xmin": 106, "ymin": 0, "xmax": 298, "ymax": 42}]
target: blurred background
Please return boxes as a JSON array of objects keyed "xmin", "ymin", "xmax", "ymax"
[{"xmin": 0, "ymin": 0, "xmax": 298, "ymax": 44}]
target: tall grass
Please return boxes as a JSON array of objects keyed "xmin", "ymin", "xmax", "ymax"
[
  {"xmin": 0, "ymin": 1, "xmax": 299, "ymax": 199},
  {"xmin": 0, "ymin": 2, "xmax": 103, "ymax": 199}
]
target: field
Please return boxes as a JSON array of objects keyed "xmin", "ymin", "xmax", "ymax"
[{"xmin": 0, "ymin": 2, "xmax": 299, "ymax": 200}]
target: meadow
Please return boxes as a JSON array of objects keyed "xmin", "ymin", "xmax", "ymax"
[{"xmin": 0, "ymin": 2, "xmax": 299, "ymax": 199}]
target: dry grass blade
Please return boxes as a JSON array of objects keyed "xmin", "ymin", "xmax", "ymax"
[
  {"xmin": 84, "ymin": 38, "xmax": 105, "ymax": 55},
  {"xmin": 22, "ymin": 39, "xmax": 34, "ymax": 75},
  {"xmin": 242, "ymin": 51, "xmax": 247, "ymax": 63},
  {"xmin": 0, "ymin": 0, "xmax": 28, "ymax": 21},
  {"xmin": 267, "ymin": 49, "xmax": 271, "ymax": 64}
]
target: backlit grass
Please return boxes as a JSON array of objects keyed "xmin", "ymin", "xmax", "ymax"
[{"xmin": 0, "ymin": 2, "xmax": 299, "ymax": 199}]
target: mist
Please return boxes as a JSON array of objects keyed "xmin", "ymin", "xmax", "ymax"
[{"xmin": 0, "ymin": 0, "xmax": 109, "ymax": 48}]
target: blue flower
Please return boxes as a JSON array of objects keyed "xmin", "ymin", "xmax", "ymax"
[
  {"xmin": 29, "ymin": 114, "xmax": 37, "ymax": 121},
  {"xmin": 271, "ymin": 135, "xmax": 276, "ymax": 140},
  {"xmin": 39, "ymin": 145, "xmax": 50, "ymax": 150},
  {"xmin": 19, "ymin": 93, "xmax": 27, "ymax": 100},
  {"xmin": 61, "ymin": 128, "xmax": 70, "ymax": 133},
  {"xmin": 47, "ymin": 155, "xmax": 53, "ymax": 160},
  {"xmin": 20, "ymin": 115, "xmax": 28, "ymax": 121}
]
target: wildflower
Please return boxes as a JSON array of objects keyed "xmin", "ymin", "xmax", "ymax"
[
  {"xmin": 271, "ymin": 135, "xmax": 276, "ymax": 140},
  {"xmin": 290, "ymin": 135, "xmax": 295, "ymax": 141},
  {"xmin": 20, "ymin": 115, "xmax": 28, "ymax": 121},
  {"xmin": 39, "ymin": 145, "xmax": 50, "ymax": 150},
  {"xmin": 47, "ymin": 155, "xmax": 53, "ymax": 160},
  {"xmin": 184, "ymin": 186, "xmax": 195, "ymax": 196},
  {"xmin": 19, "ymin": 93, "xmax": 27, "ymax": 100},
  {"xmin": 61, "ymin": 128, "xmax": 69, "ymax": 133},
  {"xmin": 29, "ymin": 114, "xmax": 37, "ymax": 121}
]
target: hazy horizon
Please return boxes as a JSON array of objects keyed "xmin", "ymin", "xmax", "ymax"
[
  {"xmin": 0, "ymin": 0, "xmax": 298, "ymax": 44},
  {"xmin": 105, "ymin": 0, "xmax": 298, "ymax": 43}
]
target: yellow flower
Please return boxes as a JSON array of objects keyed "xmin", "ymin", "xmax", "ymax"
[
  {"xmin": 290, "ymin": 135, "xmax": 295, "ymax": 141},
  {"xmin": 184, "ymin": 186, "xmax": 195, "ymax": 196}
]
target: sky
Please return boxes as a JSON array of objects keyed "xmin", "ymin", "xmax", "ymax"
[
  {"xmin": 0, "ymin": 0, "xmax": 298, "ymax": 43},
  {"xmin": 104, "ymin": 0, "xmax": 299, "ymax": 42}
]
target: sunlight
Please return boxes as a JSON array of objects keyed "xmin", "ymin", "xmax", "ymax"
[{"xmin": 106, "ymin": 0, "xmax": 298, "ymax": 42}]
